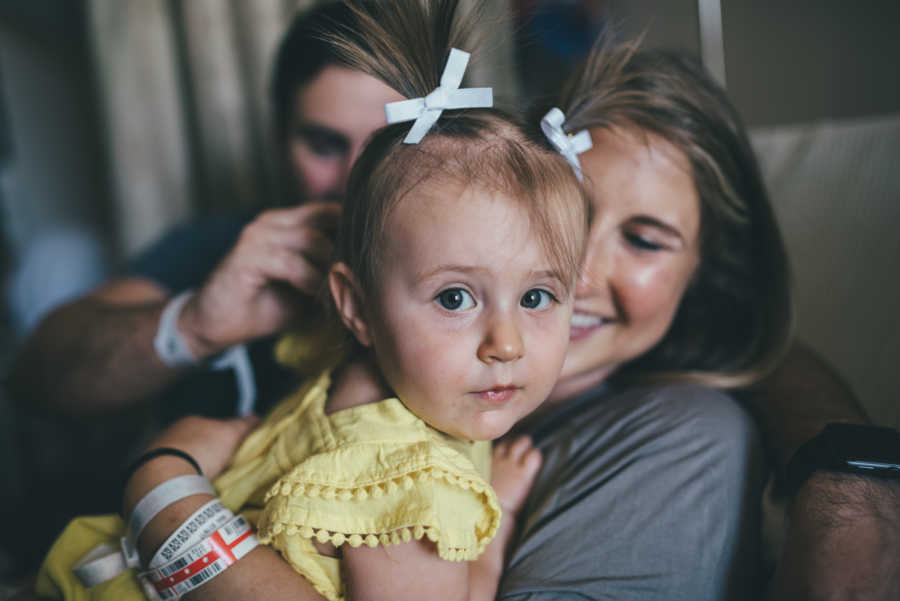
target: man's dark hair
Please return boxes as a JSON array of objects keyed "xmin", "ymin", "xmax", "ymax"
[{"xmin": 270, "ymin": 2, "xmax": 368, "ymax": 139}]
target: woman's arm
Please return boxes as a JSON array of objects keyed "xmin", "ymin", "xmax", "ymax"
[
  {"xmin": 741, "ymin": 340, "xmax": 868, "ymax": 471},
  {"xmin": 123, "ymin": 416, "xmax": 327, "ymax": 601}
]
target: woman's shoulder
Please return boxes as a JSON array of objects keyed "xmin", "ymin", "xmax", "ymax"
[
  {"xmin": 528, "ymin": 380, "xmax": 752, "ymax": 448},
  {"xmin": 604, "ymin": 381, "xmax": 751, "ymax": 431}
]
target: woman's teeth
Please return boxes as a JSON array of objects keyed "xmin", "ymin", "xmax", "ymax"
[{"xmin": 571, "ymin": 313, "xmax": 605, "ymax": 328}]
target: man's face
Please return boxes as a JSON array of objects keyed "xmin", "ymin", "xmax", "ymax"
[{"xmin": 287, "ymin": 65, "xmax": 405, "ymax": 202}]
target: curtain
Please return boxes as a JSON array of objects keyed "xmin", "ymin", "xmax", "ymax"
[{"xmin": 86, "ymin": 0, "xmax": 516, "ymax": 258}]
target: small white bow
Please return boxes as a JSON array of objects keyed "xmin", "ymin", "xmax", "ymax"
[
  {"xmin": 541, "ymin": 107, "xmax": 592, "ymax": 181},
  {"xmin": 385, "ymin": 48, "xmax": 493, "ymax": 144}
]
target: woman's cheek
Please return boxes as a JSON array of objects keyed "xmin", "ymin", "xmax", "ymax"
[{"xmin": 621, "ymin": 260, "xmax": 675, "ymax": 320}]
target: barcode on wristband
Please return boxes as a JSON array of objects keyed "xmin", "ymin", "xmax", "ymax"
[
  {"xmin": 157, "ymin": 558, "xmax": 226, "ymax": 599},
  {"xmin": 146, "ymin": 514, "xmax": 256, "ymax": 599},
  {"xmin": 156, "ymin": 540, "xmax": 214, "ymax": 579},
  {"xmin": 188, "ymin": 561, "xmax": 224, "ymax": 587},
  {"xmin": 153, "ymin": 500, "xmax": 232, "ymax": 566},
  {"xmin": 221, "ymin": 516, "xmax": 247, "ymax": 544}
]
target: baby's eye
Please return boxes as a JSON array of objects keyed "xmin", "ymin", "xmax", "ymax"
[
  {"xmin": 520, "ymin": 289, "xmax": 554, "ymax": 310},
  {"xmin": 436, "ymin": 288, "xmax": 475, "ymax": 311}
]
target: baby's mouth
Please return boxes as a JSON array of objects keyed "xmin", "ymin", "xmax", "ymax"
[{"xmin": 473, "ymin": 385, "xmax": 520, "ymax": 404}]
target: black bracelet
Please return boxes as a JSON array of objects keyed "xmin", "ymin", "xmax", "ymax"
[{"xmin": 122, "ymin": 447, "xmax": 202, "ymax": 489}]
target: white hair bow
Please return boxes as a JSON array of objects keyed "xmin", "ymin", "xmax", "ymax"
[
  {"xmin": 541, "ymin": 107, "xmax": 592, "ymax": 181},
  {"xmin": 385, "ymin": 48, "xmax": 493, "ymax": 144}
]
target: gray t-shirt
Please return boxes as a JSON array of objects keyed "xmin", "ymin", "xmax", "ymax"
[{"xmin": 500, "ymin": 382, "xmax": 764, "ymax": 601}]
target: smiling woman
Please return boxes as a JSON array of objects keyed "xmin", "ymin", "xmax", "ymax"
[
  {"xmin": 550, "ymin": 125, "xmax": 703, "ymax": 401},
  {"xmin": 495, "ymin": 43, "xmax": 793, "ymax": 600},
  {"xmin": 551, "ymin": 45, "xmax": 791, "ymax": 391}
]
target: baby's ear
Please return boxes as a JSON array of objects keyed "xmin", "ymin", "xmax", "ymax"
[{"xmin": 329, "ymin": 263, "xmax": 373, "ymax": 347}]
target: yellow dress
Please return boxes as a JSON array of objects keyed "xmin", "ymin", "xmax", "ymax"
[{"xmin": 37, "ymin": 334, "xmax": 500, "ymax": 601}]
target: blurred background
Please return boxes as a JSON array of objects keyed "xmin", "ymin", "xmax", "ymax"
[{"xmin": 1, "ymin": 0, "xmax": 899, "ymax": 591}]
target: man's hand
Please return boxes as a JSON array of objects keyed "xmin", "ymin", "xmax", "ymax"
[
  {"xmin": 179, "ymin": 202, "xmax": 340, "ymax": 359},
  {"xmin": 774, "ymin": 472, "xmax": 900, "ymax": 600}
]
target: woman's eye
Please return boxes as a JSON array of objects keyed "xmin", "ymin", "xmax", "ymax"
[
  {"xmin": 520, "ymin": 289, "xmax": 554, "ymax": 310},
  {"xmin": 436, "ymin": 288, "xmax": 475, "ymax": 311},
  {"xmin": 624, "ymin": 232, "xmax": 665, "ymax": 251}
]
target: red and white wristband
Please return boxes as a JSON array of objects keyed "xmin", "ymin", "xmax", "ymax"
[
  {"xmin": 144, "ymin": 514, "xmax": 258, "ymax": 600},
  {"xmin": 74, "ymin": 475, "xmax": 215, "ymax": 588},
  {"xmin": 73, "ymin": 479, "xmax": 257, "ymax": 599},
  {"xmin": 149, "ymin": 499, "xmax": 234, "ymax": 568}
]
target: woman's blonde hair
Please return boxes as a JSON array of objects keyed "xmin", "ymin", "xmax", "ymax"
[
  {"xmin": 553, "ymin": 41, "xmax": 792, "ymax": 388},
  {"xmin": 324, "ymin": 0, "xmax": 589, "ymax": 297}
]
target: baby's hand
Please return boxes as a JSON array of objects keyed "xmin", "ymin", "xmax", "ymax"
[{"xmin": 491, "ymin": 435, "xmax": 542, "ymax": 516}]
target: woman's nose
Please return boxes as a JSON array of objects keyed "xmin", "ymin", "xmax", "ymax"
[
  {"xmin": 477, "ymin": 313, "xmax": 524, "ymax": 364},
  {"xmin": 576, "ymin": 238, "xmax": 610, "ymax": 297}
]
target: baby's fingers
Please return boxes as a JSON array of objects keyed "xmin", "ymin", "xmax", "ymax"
[
  {"xmin": 507, "ymin": 435, "xmax": 536, "ymax": 461},
  {"xmin": 491, "ymin": 435, "xmax": 543, "ymax": 515}
]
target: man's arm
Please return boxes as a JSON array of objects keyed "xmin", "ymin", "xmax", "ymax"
[
  {"xmin": 8, "ymin": 277, "xmax": 177, "ymax": 415},
  {"xmin": 742, "ymin": 340, "xmax": 869, "ymax": 473},
  {"xmin": 742, "ymin": 340, "xmax": 900, "ymax": 601},
  {"xmin": 9, "ymin": 203, "xmax": 340, "ymax": 417}
]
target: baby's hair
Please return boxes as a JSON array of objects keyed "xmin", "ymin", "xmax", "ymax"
[{"xmin": 322, "ymin": 0, "xmax": 589, "ymax": 296}]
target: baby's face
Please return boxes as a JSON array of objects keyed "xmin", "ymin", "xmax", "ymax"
[{"xmin": 365, "ymin": 183, "xmax": 574, "ymax": 440}]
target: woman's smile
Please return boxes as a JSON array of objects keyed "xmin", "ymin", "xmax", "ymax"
[
  {"xmin": 550, "ymin": 126, "xmax": 701, "ymax": 400},
  {"xmin": 570, "ymin": 311, "xmax": 614, "ymax": 341}
]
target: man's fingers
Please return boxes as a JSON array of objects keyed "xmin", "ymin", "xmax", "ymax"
[
  {"xmin": 245, "ymin": 225, "xmax": 333, "ymax": 267},
  {"xmin": 257, "ymin": 202, "xmax": 341, "ymax": 229},
  {"xmin": 256, "ymin": 246, "xmax": 326, "ymax": 295}
]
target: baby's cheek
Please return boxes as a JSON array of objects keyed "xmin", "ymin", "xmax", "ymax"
[{"xmin": 531, "ymin": 314, "xmax": 572, "ymax": 393}]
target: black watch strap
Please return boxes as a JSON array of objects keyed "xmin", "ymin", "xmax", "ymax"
[
  {"xmin": 785, "ymin": 430, "xmax": 832, "ymax": 498},
  {"xmin": 785, "ymin": 423, "xmax": 900, "ymax": 498}
]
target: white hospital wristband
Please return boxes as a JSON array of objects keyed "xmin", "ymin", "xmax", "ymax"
[
  {"xmin": 152, "ymin": 290, "xmax": 257, "ymax": 414},
  {"xmin": 154, "ymin": 291, "xmax": 200, "ymax": 367}
]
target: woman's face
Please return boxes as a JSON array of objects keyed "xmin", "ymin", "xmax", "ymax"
[
  {"xmin": 287, "ymin": 66, "xmax": 404, "ymax": 202},
  {"xmin": 548, "ymin": 127, "xmax": 702, "ymax": 402}
]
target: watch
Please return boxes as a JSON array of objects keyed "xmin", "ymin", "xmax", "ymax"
[{"xmin": 785, "ymin": 422, "xmax": 900, "ymax": 497}]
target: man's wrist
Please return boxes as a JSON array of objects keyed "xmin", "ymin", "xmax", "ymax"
[
  {"xmin": 174, "ymin": 292, "xmax": 223, "ymax": 360},
  {"xmin": 157, "ymin": 290, "xmax": 227, "ymax": 362},
  {"xmin": 784, "ymin": 422, "xmax": 900, "ymax": 498},
  {"xmin": 778, "ymin": 473, "xmax": 900, "ymax": 601}
]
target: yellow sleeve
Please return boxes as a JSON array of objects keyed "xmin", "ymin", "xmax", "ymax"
[
  {"xmin": 258, "ymin": 438, "xmax": 500, "ymax": 561},
  {"xmin": 35, "ymin": 515, "xmax": 145, "ymax": 601}
]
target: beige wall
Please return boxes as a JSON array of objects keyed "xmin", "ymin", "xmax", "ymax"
[
  {"xmin": 607, "ymin": 0, "xmax": 700, "ymax": 55},
  {"xmin": 609, "ymin": 0, "xmax": 900, "ymax": 126},
  {"xmin": 724, "ymin": 1, "xmax": 900, "ymax": 126}
]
